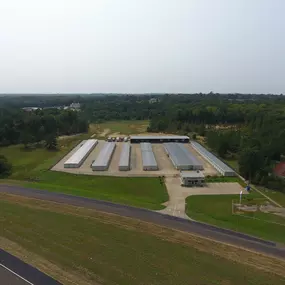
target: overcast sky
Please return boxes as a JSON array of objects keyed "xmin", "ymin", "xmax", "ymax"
[{"xmin": 0, "ymin": 0, "xmax": 284, "ymax": 94}]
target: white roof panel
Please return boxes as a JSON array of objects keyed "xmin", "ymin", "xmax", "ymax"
[
  {"xmin": 140, "ymin": 143, "xmax": 158, "ymax": 168},
  {"xmin": 92, "ymin": 142, "xmax": 116, "ymax": 167},
  {"xmin": 191, "ymin": 141, "xmax": 234, "ymax": 173},
  {"xmin": 164, "ymin": 143, "xmax": 203, "ymax": 168},
  {"xmin": 119, "ymin": 143, "xmax": 131, "ymax": 167},
  {"xmin": 131, "ymin": 135, "xmax": 189, "ymax": 140},
  {"xmin": 180, "ymin": 171, "xmax": 205, "ymax": 178},
  {"xmin": 64, "ymin": 139, "xmax": 97, "ymax": 165}
]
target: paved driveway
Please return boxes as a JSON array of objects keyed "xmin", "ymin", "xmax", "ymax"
[{"xmin": 159, "ymin": 177, "xmax": 244, "ymax": 219}]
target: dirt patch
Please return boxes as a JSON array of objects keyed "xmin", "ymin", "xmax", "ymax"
[
  {"xmin": 58, "ymin": 134, "xmax": 82, "ymax": 140},
  {"xmin": 0, "ymin": 236, "xmax": 100, "ymax": 285},
  {"xmin": 1, "ymin": 194, "xmax": 285, "ymax": 278},
  {"xmin": 99, "ymin": 128, "xmax": 110, "ymax": 137}
]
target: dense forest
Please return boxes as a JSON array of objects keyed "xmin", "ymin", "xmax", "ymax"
[
  {"xmin": 1, "ymin": 93, "xmax": 285, "ymax": 192},
  {"xmin": 0, "ymin": 108, "xmax": 88, "ymax": 148}
]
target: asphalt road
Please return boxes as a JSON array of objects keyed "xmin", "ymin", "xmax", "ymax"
[
  {"xmin": 0, "ymin": 249, "xmax": 61, "ymax": 285},
  {"xmin": 0, "ymin": 265, "xmax": 30, "ymax": 285},
  {"xmin": 1, "ymin": 185, "xmax": 285, "ymax": 260}
]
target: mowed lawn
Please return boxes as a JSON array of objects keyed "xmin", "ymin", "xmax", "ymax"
[
  {"xmin": 257, "ymin": 186, "xmax": 285, "ymax": 207},
  {"xmin": 23, "ymin": 172, "xmax": 168, "ymax": 210},
  {"xmin": 0, "ymin": 133, "xmax": 168, "ymax": 210},
  {"xmin": 186, "ymin": 193, "xmax": 285, "ymax": 243},
  {"xmin": 1, "ymin": 195, "xmax": 284, "ymax": 285}
]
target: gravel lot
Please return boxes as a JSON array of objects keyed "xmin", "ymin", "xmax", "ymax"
[{"xmin": 52, "ymin": 141, "xmax": 218, "ymax": 177}]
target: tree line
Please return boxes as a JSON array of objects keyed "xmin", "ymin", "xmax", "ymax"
[{"xmin": 0, "ymin": 108, "xmax": 88, "ymax": 149}]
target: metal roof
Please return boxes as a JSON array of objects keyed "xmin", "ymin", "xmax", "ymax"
[
  {"xmin": 64, "ymin": 139, "xmax": 97, "ymax": 165},
  {"xmin": 180, "ymin": 171, "xmax": 205, "ymax": 178},
  {"xmin": 164, "ymin": 143, "xmax": 203, "ymax": 168},
  {"xmin": 140, "ymin": 143, "xmax": 158, "ymax": 168},
  {"xmin": 119, "ymin": 143, "xmax": 131, "ymax": 167},
  {"xmin": 92, "ymin": 142, "xmax": 116, "ymax": 168},
  {"xmin": 191, "ymin": 141, "xmax": 234, "ymax": 173},
  {"xmin": 131, "ymin": 135, "xmax": 189, "ymax": 140}
]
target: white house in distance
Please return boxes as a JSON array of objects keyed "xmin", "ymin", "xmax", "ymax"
[{"xmin": 70, "ymin": 102, "xmax": 81, "ymax": 110}]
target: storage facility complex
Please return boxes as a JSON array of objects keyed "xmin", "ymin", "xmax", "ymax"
[
  {"xmin": 140, "ymin": 143, "xmax": 158, "ymax": 171},
  {"xmin": 180, "ymin": 171, "xmax": 205, "ymax": 187},
  {"xmin": 64, "ymin": 139, "xmax": 98, "ymax": 168},
  {"xmin": 130, "ymin": 135, "xmax": 189, "ymax": 143},
  {"xmin": 191, "ymin": 141, "xmax": 236, "ymax": 176},
  {"xmin": 92, "ymin": 142, "xmax": 116, "ymax": 171},
  {"xmin": 118, "ymin": 143, "xmax": 131, "ymax": 171},
  {"xmin": 164, "ymin": 143, "xmax": 203, "ymax": 170}
]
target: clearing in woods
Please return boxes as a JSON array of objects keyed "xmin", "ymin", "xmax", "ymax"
[
  {"xmin": 1, "ymin": 193, "xmax": 285, "ymax": 285},
  {"xmin": 89, "ymin": 120, "xmax": 149, "ymax": 137}
]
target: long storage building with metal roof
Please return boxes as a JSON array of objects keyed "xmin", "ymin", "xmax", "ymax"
[
  {"xmin": 64, "ymin": 139, "xmax": 98, "ymax": 168},
  {"xmin": 92, "ymin": 142, "xmax": 116, "ymax": 171},
  {"xmin": 191, "ymin": 141, "xmax": 236, "ymax": 176},
  {"xmin": 118, "ymin": 143, "xmax": 131, "ymax": 171},
  {"xmin": 164, "ymin": 143, "xmax": 203, "ymax": 170},
  {"xmin": 130, "ymin": 135, "xmax": 189, "ymax": 143},
  {"xmin": 140, "ymin": 143, "xmax": 158, "ymax": 171}
]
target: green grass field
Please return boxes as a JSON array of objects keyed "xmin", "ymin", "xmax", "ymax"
[
  {"xmin": 23, "ymin": 172, "xmax": 168, "ymax": 210},
  {"xmin": 205, "ymin": 175, "xmax": 245, "ymax": 186},
  {"xmin": 89, "ymin": 120, "xmax": 149, "ymax": 137},
  {"xmin": 224, "ymin": 158, "xmax": 239, "ymax": 171},
  {"xmin": 1, "ymin": 195, "xmax": 284, "ymax": 285},
  {"xmin": 257, "ymin": 186, "xmax": 285, "ymax": 207},
  {"xmin": 186, "ymin": 192, "xmax": 285, "ymax": 243}
]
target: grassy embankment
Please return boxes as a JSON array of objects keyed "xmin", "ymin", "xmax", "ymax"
[
  {"xmin": 186, "ymin": 191, "xmax": 285, "ymax": 244},
  {"xmin": 0, "ymin": 120, "xmax": 168, "ymax": 210},
  {"xmin": 1, "ymin": 194, "xmax": 285, "ymax": 285}
]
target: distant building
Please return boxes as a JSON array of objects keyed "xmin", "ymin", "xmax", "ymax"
[
  {"xmin": 22, "ymin": 107, "xmax": 41, "ymax": 112},
  {"xmin": 70, "ymin": 102, "xmax": 81, "ymax": 110},
  {"xmin": 149, "ymin": 98, "xmax": 159, "ymax": 104}
]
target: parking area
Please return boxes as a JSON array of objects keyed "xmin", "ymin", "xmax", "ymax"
[
  {"xmin": 52, "ymin": 140, "xmax": 217, "ymax": 177},
  {"xmin": 158, "ymin": 177, "xmax": 244, "ymax": 218}
]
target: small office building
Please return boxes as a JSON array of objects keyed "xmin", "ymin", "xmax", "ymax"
[{"xmin": 180, "ymin": 171, "xmax": 205, "ymax": 187}]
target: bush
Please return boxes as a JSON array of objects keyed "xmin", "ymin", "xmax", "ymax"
[{"xmin": 0, "ymin": 155, "xmax": 12, "ymax": 178}]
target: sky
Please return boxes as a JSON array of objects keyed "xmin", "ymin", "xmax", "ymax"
[{"xmin": 0, "ymin": 0, "xmax": 284, "ymax": 94}]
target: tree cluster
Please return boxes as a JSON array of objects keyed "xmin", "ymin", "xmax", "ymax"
[{"xmin": 0, "ymin": 108, "xmax": 88, "ymax": 149}]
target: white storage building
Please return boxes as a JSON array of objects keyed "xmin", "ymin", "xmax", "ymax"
[
  {"xmin": 91, "ymin": 142, "xmax": 116, "ymax": 171},
  {"xmin": 130, "ymin": 135, "xmax": 189, "ymax": 143},
  {"xmin": 118, "ymin": 143, "xmax": 131, "ymax": 171},
  {"xmin": 164, "ymin": 143, "xmax": 203, "ymax": 170},
  {"xmin": 191, "ymin": 141, "xmax": 236, "ymax": 176},
  {"xmin": 64, "ymin": 139, "xmax": 98, "ymax": 168},
  {"xmin": 140, "ymin": 142, "xmax": 158, "ymax": 171}
]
